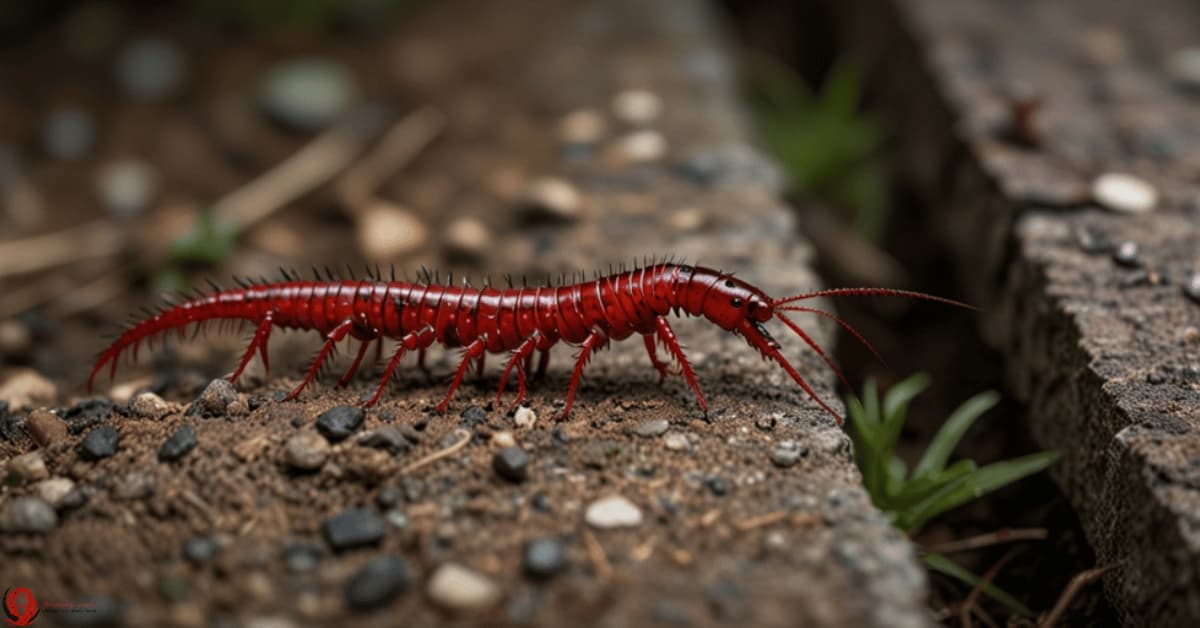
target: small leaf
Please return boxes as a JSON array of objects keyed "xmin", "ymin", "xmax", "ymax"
[
  {"xmin": 923, "ymin": 553, "xmax": 1033, "ymax": 617},
  {"xmin": 900, "ymin": 451, "xmax": 1060, "ymax": 531},
  {"xmin": 887, "ymin": 459, "xmax": 976, "ymax": 510},
  {"xmin": 913, "ymin": 391, "xmax": 999, "ymax": 479}
]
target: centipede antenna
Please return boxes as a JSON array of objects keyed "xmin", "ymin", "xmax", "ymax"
[
  {"xmin": 504, "ymin": 274, "xmax": 513, "ymax": 288},
  {"xmin": 346, "ymin": 264, "xmax": 356, "ymax": 280},
  {"xmin": 323, "ymin": 266, "xmax": 335, "ymax": 281}
]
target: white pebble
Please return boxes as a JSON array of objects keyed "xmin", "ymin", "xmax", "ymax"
[
  {"xmin": 1092, "ymin": 172, "xmax": 1158, "ymax": 213},
  {"xmin": 97, "ymin": 159, "xmax": 157, "ymax": 218},
  {"xmin": 524, "ymin": 177, "xmax": 583, "ymax": 220},
  {"xmin": 557, "ymin": 108, "xmax": 607, "ymax": 145},
  {"xmin": 357, "ymin": 202, "xmax": 427, "ymax": 260},
  {"xmin": 513, "ymin": 406, "xmax": 537, "ymax": 429},
  {"xmin": 585, "ymin": 494, "xmax": 643, "ymax": 529},
  {"xmin": 617, "ymin": 130, "xmax": 667, "ymax": 163},
  {"xmin": 663, "ymin": 432, "xmax": 690, "ymax": 452},
  {"xmin": 34, "ymin": 477, "xmax": 76, "ymax": 507},
  {"xmin": 612, "ymin": 89, "xmax": 662, "ymax": 125},
  {"xmin": 427, "ymin": 563, "xmax": 501, "ymax": 610},
  {"xmin": 491, "ymin": 431, "xmax": 516, "ymax": 449},
  {"xmin": 444, "ymin": 217, "xmax": 490, "ymax": 259}
]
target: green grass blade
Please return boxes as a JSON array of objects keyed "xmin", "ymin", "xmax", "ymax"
[
  {"xmin": 912, "ymin": 391, "xmax": 999, "ymax": 479},
  {"xmin": 923, "ymin": 553, "xmax": 1033, "ymax": 617},
  {"xmin": 887, "ymin": 459, "xmax": 976, "ymax": 510},
  {"xmin": 879, "ymin": 372, "xmax": 930, "ymax": 456},
  {"xmin": 902, "ymin": 452, "xmax": 1059, "ymax": 531}
]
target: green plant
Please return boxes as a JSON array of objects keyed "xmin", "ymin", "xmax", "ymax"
[
  {"xmin": 748, "ymin": 57, "xmax": 888, "ymax": 242},
  {"xmin": 153, "ymin": 209, "xmax": 239, "ymax": 293},
  {"xmin": 846, "ymin": 373, "xmax": 1059, "ymax": 616}
]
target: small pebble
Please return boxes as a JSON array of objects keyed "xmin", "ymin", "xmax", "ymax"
[
  {"xmin": 493, "ymin": 446, "xmax": 530, "ymax": 482},
  {"xmin": 0, "ymin": 368, "xmax": 57, "ymax": 409},
  {"xmin": 754, "ymin": 415, "xmax": 777, "ymax": 432},
  {"xmin": 513, "ymin": 406, "xmax": 537, "ymax": 429},
  {"xmin": 158, "ymin": 425, "xmax": 197, "ymax": 462},
  {"xmin": 1185, "ymin": 273, "xmax": 1200, "ymax": 305},
  {"xmin": 665, "ymin": 208, "xmax": 706, "ymax": 232},
  {"xmin": 97, "ymin": 159, "xmax": 157, "ymax": 218},
  {"xmin": 771, "ymin": 440, "xmax": 806, "ymax": 468},
  {"xmin": 444, "ymin": 217, "xmax": 490, "ymax": 261},
  {"xmin": 1182, "ymin": 326, "xmax": 1200, "ymax": 344},
  {"xmin": 34, "ymin": 477, "xmax": 76, "ymax": 508},
  {"xmin": 386, "ymin": 509, "xmax": 409, "ymax": 529},
  {"xmin": 7, "ymin": 451, "xmax": 48, "ymax": 481},
  {"xmin": 612, "ymin": 89, "xmax": 663, "ymax": 124},
  {"xmin": 284, "ymin": 431, "xmax": 329, "ymax": 471},
  {"xmin": 357, "ymin": 202, "xmax": 427, "ymax": 260},
  {"xmin": 25, "ymin": 409, "xmax": 67, "ymax": 447},
  {"xmin": 65, "ymin": 398, "xmax": 115, "ymax": 432},
  {"xmin": 427, "ymin": 563, "xmax": 502, "ymax": 610},
  {"xmin": 634, "ymin": 418, "xmax": 669, "ymax": 437},
  {"xmin": 258, "ymin": 56, "xmax": 356, "ymax": 132},
  {"xmin": 130, "ymin": 391, "xmax": 171, "ymax": 419},
  {"xmin": 585, "ymin": 495, "xmax": 643, "ymax": 528},
  {"xmin": 42, "ymin": 107, "xmax": 96, "ymax": 159},
  {"xmin": 557, "ymin": 108, "xmax": 607, "ymax": 145},
  {"xmin": 460, "ymin": 405, "xmax": 488, "ymax": 428},
  {"xmin": 0, "ymin": 320, "xmax": 30, "ymax": 358},
  {"xmin": 521, "ymin": 177, "xmax": 582, "ymax": 222},
  {"xmin": 1, "ymin": 497, "xmax": 57, "ymax": 533},
  {"xmin": 316, "ymin": 406, "xmax": 365, "ymax": 442},
  {"xmin": 1112, "ymin": 242, "xmax": 1140, "ymax": 268},
  {"xmin": 183, "ymin": 536, "xmax": 220, "ymax": 565},
  {"xmin": 522, "ymin": 538, "xmax": 567, "ymax": 580},
  {"xmin": 1169, "ymin": 48, "xmax": 1200, "ymax": 93},
  {"xmin": 79, "ymin": 424, "xmax": 120, "ymax": 460},
  {"xmin": 663, "ymin": 432, "xmax": 690, "ymax": 451},
  {"xmin": 616, "ymin": 129, "xmax": 667, "ymax": 162},
  {"xmin": 322, "ymin": 508, "xmax": 386, "ymax": 551},
  {"xmin": 345, "ymin": 555, "xmax": 411, "ymax": 611},
  {"xmin": 357, "ymin": 426, "xmax": 412, "ymax": 454},
  {"xmin": 282, "ymin": 542, "xmax": 322, "ymax": 573},
  {"xmin": 115, "ymin": 37, "xmax": 186, "ymax": 99},
  {"xmin": 491, "ymin": 431, "xmax": 516, "ymax": 449},
  {"xmin": 191, "ymin": 378, "xmax": 236, "ymax": 417},
  {"xmin": 706, "ymin": 476, "xmax": 730, "ymax": 496},
  {"xmin": 1092, "ymin": 172, "xmax": 1158, "ymax": 213}
]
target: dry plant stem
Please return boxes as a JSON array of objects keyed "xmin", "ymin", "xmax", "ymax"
[
  {"xmin": 733, "ymin": 511, "xmax": 790, "ymax": 531},
  {"xmin": 1038, "ymin": 564, "xmax": 1117, "ymax": 628},
  {"xmin": 961, "ymin": 547, "xmax": 1022, "ymax": 628},
  {"xmin": 0, "ymin": 220, "xmax": 121, "ymax": 280},
  {"xmin": 336, "ymin": 106, "xmax": 446, "ymax": 212},
  {"xmin": 581, "ymin": 528, "xmax": 613, "ymax": 580},
  {"xmin": 400, "ymin": 428, "xmax": 471, "ymax": 474},
  {"xmin": 922, "ymin": 527, "xmax": 1048, "ymax": 554}
]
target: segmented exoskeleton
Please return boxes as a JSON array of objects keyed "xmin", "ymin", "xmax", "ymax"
[{"xmin": 91, "ymin": 261, "xmax": 968, "ymax": 421}]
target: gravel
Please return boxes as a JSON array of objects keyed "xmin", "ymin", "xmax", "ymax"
[
  {"xmin": 97, "ymin": 158, "xmax": 157, "ymax": 218},
  {"xmin": 663, "ymin": 432, "xmax": 690, "ymax": 451},
  {"xmin": 7, "ymin": 451, "xmax": 48, "ymax": 481},
  {"xmin": 492, "ymin": 446, "xmax": 530, "ymax": 482},
  {"xmin": 522, "ymin": 538, "xmax": 567, "ymax": 580},
  {"xmin": 1113, "ymin": 241, "xmax": 1140, "ymax": 268},
  {"xmin": 1, "ymin": 497, "xmax": 57, "ymax": 533},
  {"xmin": 0, "ymin": 368, "xmax": 57, "ymax": 409},
  {"xmin": 258, "ymin": 56, "xmax": 356, "ymax": 133},
  {"xmin": 356, "ymin": 202, "xmax": 427, "ymax": 261},
  {"xmin": 521, "ymin": 177, "xmax": 583, "ymax": 222},
  {"xmin": 612, "ymin": 89, "xmax": 663, "ymax": 124},
  {"xmin": 771, "ymin": 440, "xmax": 807, "ymax": 468},
  {"xmin": 25, "ymin": 409, "xmax": 67, "ymax": 447},
  {"xmin": 316, "ymin": 406, "xmax": 365, "ymax": 442},
  {"xmin": 79, "ymin": 424, "xmax": 120, "ymax": 460},
  {"xmin": 634, "ymin": 418, "xmax": 670, "ymax": 437},
  {"xmin": 321, "ymin": 508, "xmax": 387, "ymax": 551},
  {"xmin": 190, "ymin": 379, "xmax": 237, "ymax": 418},
  {"xmin": 285, "ymin": 431, "xmax": 330, "ymax": 470},
  {"xmin": 158, "ymin": 425, "xmax": 197, "ymax": 462},
  {"xmin": 344, "ymin": 555, "xmax": 411, "ymax": 611},
  {"xmin": 282, "ymin": 543, "xmax": 323, "ymax": 573},
  {"xmin": 585, "ymin": 495, "xmax": 643, "ymax": 528},
  {"xmin": 616, "ymin": 129, "xmax": 667, "ymax": 162},
  {"xmin": 34, "ymin": 477, "xmax": 76, "ymax": 508},
  {"xmin": 513, "ymin": 406, "xmax": 537, "ymax": 429},
  {"xmin": 427, "ymin": 563, "xmax": 502, "ymax": 610},
  {"xmin": 130, "ymin": 391, "xmax": 171, "ymax": 419},
  {"xmin": 183, "ymin": 536, "xmax": 220, "ymax": 565}
]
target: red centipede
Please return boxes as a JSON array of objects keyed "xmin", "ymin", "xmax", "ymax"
[{"xmin": 90, "ymin": 260, "xmax": 970, "ymax": 422}]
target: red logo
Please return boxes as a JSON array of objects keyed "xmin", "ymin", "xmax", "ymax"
[{"xmin": 3, "ymin": 588, "xmax": 39, "ymax": 626}]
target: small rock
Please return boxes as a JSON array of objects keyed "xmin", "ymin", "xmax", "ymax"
[
  {"xmin": 492, "ymin": 446, "xmax": 530, "ymax": 482},
  {"xmin": 634, "ymin": 418, "xmax": 669, "ymax": 437},
  {"xmin": 34, "ymin": 477, "xmax": 76, "ymax": 508},
  {"xmin": 158, "ymin": 425, "xmax": 197, "ymax": 462},
  {"xmin": 115, "ymin": 471, "xmax": 156, "ymax": 500},
  {"xmin": 386, "ymin": 509, "xmax": 409, "ymax": 529},
  {"xmin": 0, "ymin": 319, "xmax": 30, "ymax": 358},
  {"xmin": 706, "ymin": 475, "xmax": 730, "ymax": 496},
  {"xmin": 444, "ymin": 217, "xmax": 490, "ymax": 261},
  {"xmin": 0, "ymin": 368, "xmax": 57, "ymax": 409},
  {"xmin": 79, "ymin": 424, "xmax": 120, "ymax": 460},
  {"xmin": 283, "ymin": 542, "xmax": 322, "ymax": 573},
  {"xmin": 427, "ymin": 563, "xmax": 502, "ymax": 610},
  {"xmin": 1169, "ymin": 48, "xmax": 1200, "ymax": 93},
  {"xmin": 585, "ymin": 495, "xmax": 643, "ymax": 528},
  {"xmin": 345, "ymin": 555, "xmax": 411, "ymax": 611},
  {"xmin": 771, "ymin": 440, "xmax": 806, "ymax": 468},
  {"xmin": 322, "ymin": 508, "xmax": 386, "ymax": 551},
  {"xmin": 557, "ymin": 108, "xmax": 607, "ymax": 145},
  {"xmin": 665, "ymin": 207, "xmax": 706, "ymax": 232},
  {"xmin": 521, "ymin": 177, "xmax": 582, "ymax": 222},
  {"xmin": 522, "ymin": 538, "xmax": 566, "ymax": 580},
  {"xmin": 190, "ymin": 379, "xmax": 237, "ymax": 417},
  {"xmin": 513, "ymin": 406, "xmax": 536, "ymax": 429},
  {"xmin": 316, "ymin": 406, "xmax": 365, "ymax": 442},
  {"xmin": 1185, "ymin": 273, "xmax": 1200, "ymax": 305},
  {"xmin": 612, "ymin": 89, "xmax": 663, "ymax": 124},
  {"xmin": 25, "ymin": 409, "xmax": 67, "ymax": 447},
  {"xmin": 460, "ymin": 405, "xmax": 488, "ymax": 428},
  {"xmin": 64, "ymin": 398, "xmax": 115, "ymax": 433},
  {"xmin": 285, "ymin": 431, "xmax": 330, "ymax": 471},
  {"xmin": 357, "ymin": 426, "xmax": 411, "ymax": 454},
  {"xmin": 183, "ymin": 536, "xmax": 220, "ymax": 564},
  {"xmin": 7, "ymin": 451, "xmax": 48, "ymax": 481},
  {"xmin": 1, "ymin": 497, "xmax": 57, "ymax": 533},
  {"xmin": 259, "ymin": 56, "xmax": 356, "ymax": 133},
  {"xmin": 357, "ymin": 201, "xmax": 427, "ymax": 261},
  {"xmin": 492, "ymin": 431, "xmax": 516, "ymax": 449},
  {"xmin": 616, "ymin": 129, "xmax": 667, "ymax": 162},
  {"xmin": 130, "ymin": 391, "xmax": 171, "ymax": 419},
  {"xmin": 1113, "ymin": 241, "xmax": 1140, "ymax": 268},
  {"xmin": 115, "ymin": 37, "xmax": 186, "ymax": 99},
  {"xmin": 42, "ymin": 107, "xmax": 96, "ymax": 159},
  {"xmin": 1092, "ymin": 172, "xmax": 1158, "ymax": 213},
  {"xmin": 663, "ymin": 432, "xmax": 690, "ymax": 451}
]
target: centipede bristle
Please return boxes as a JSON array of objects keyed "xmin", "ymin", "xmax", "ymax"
[
  {"xmin": 346, "ymin": 264, "xmax": 356, "ymax": 280},
  {"xmin": 390, "ymin": 264, "xmax": 396, "ymax": 281},
  {"xmin": 447, "ymin": 271, "xmax": 454, "ymax": 286},
  {"xmin": 205, "ymin": 277, "xmax": 221, "ymax": 293},
  {"xmin": 324, "ymin": 265, "xmax": 336, "ymax": 281},
  {"xmin": 375, "ymin": 264, "xmax": 382, "ymax": 282},
  {"xmin": 522, "ymin": 274, "xmax": 528, "ymax": 288},
  {"xmin": 419, "ymin": 265, "xmax": 431, "ymax": 283}
]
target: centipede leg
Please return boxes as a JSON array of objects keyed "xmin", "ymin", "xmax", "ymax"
[
  {"xmin": 642, "ymin": 333, "xmax": 672, "ymax": 385},
  {"xmin": 654, "ymin": 317, "xmax": 708, "ymax": 414},
  {"xmin": 558, "ymin": 329, "xmax": 606, "ymax": 420},
  {"xmin": 366, "ymin": 329, "xmax": 427, "ymax": 406},
  {"xmin": 475, "ymin": 352, "xmax": 486, "ymax": 380},
  {"xmin": 284, "ymin": 320, "xmax": 353, "ymax": 401},
  {"xmin": 230, "ymin": 313, "xmax": 274, "ymax": 384},
  {"xmin": 498, "ymin": 335, "xmax": 538, "ymax": 410},
  {"xmin": 336, "ymin": 338, "xmax": 374, "ymax": 388},
  {"xmin": 434, "ymin": 338, "xmax": 487, "ymax": 414}
]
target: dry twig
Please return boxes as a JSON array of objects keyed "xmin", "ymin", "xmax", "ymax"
[
  {"xmin": 401, "ymin": 428, "xmax": 472, "ymax": 474},
  {"xmin": 922, "ymin": 528, "xmax": 1048, "ymax": 554},
  {"xmin": 581, "ymin": 528, "xmax": 613, "ymax": 580},
  {"xmin": 1039, "ymin": 563, "xmax": 1117, "ymax": 628},
  {"xmin": 961, "ymin": 547, "xmax": 1023, "ymax": 628}
]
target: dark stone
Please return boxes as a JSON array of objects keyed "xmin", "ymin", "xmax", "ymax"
[
  {"xmin": 460, "ymin": 405, "xmax": 488, "ymax": 428},
  {"xmin": 316, "ymin": 406, "xmax": 365, "ymax": 442},
  {"xmin": 158, "ymin": 426, "xmax": 197, "ymax": 462},
  {"xmin": 183, "ymin": 536, "xmax": 219, "ymax": 564},
  {"xmin": 0, "ymin": 402, "xmax": 19, "ymax": 441},
  {"xmin": 282, "ymin": 542, "xmax": 322, "ymax": 573},
  {"xmin": 65, "ymin": 398, "xmax": 115, "ymax": 434},
  {"xmin": 754, "ymin": 415, "xmax": 777, "ymax": 432},
  {"xmin": 706, "ymin": 475, "xmax": 730, "ymax": 496},
  {"xmin": 522, "ymin": 538, "xmax": 567, "ymax": 580},
  {"xmin": 493, "ymin": 446, "xmax": 530, "ymax": 482},
  {"xmin": 345, "ymin": 555, "xmax": 410, "ymax": 611},
  {"xmin": 248, "ymin": 394, "xmax": 270, "ymax": 411},
  {"xmin": 322, "ymin": 508, "xmax": 386, "ymax": 551},
  {"xmin": 1185, "ymin": 272, "xmax": 1200, "ymax": 305},
  {"xmin": 79, "ymin": 425, "xmax": 120, "ymax": 460},
  {"xmin": 376, "ymin": 485, "xmax": 402, "ymax": 508},
  {"xmin": 531, "ymin": 492, "xmax": 552, "ymax": 513},
  {"xmin": 358, "ymin": 426, "xmax": 412, "ymax": 454},
  {"xmin": 1113, "ymin": 241, "xmax": 1140, "ymax": 268},
  {"xmin": 1075, "ymin": 228, "xmax": 1114, "ymax": 254},
  {"xmin": 188, "ymin": 379, "xmax": 237, "ymax": 418}
]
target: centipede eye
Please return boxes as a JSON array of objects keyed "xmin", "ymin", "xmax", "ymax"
[
  {"xmin": 724, "ymin": 280, "xmax": 736, "ymax": 288},
  {"xmin": 730, "ymin": 297, "xmax": 744, "ymax": 307}
]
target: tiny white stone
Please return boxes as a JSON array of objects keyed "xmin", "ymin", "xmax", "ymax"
[
  {"xmin": 444, "ymin": 217, "xmax": 490, "ymax": 258},
  {"xmin": 97, "ymin": 159, "xmax": 157, "ymax": 218},
  {"xmin": 612, "ymin": 89, "xmax": 663, "ymax": 124},
  {"xmin": 663, "ymin": 432, "xmax": 690, "ymax": 452},
  {"xmin": 427, "ymin": 563, "xmax": 501, "ymax": 610},
  {"xmin": 557, "ymin": 108, "xmax": 607, "ymax": 145},
  {"xmin": 357, "ymin": 202, "xmax": 427, "ymax": 260},
  {"xmin": 1092, "ymin": 172, "xmax": 1158, "ymax": 213},
  {"xmin": 524, "ymin": 177, "xmax": 583, "ymax": 220},
  {"xmin": 34, "ymin": 477, "xmax": 76, "ymax": 507},
  {"xmin": 513, "ymin": 406, "xmax": 537, "ymax": 429},
  {"xmin": 617, "ymin": 130, "xmax": 667, "ymax": 163},
  {"xmin": 491, "ymin": 431, "xmax": 516, "ymax": 449},
  {"xmin": 585, "ymin": 494, "xmax": 643, "ymax": 528}
]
